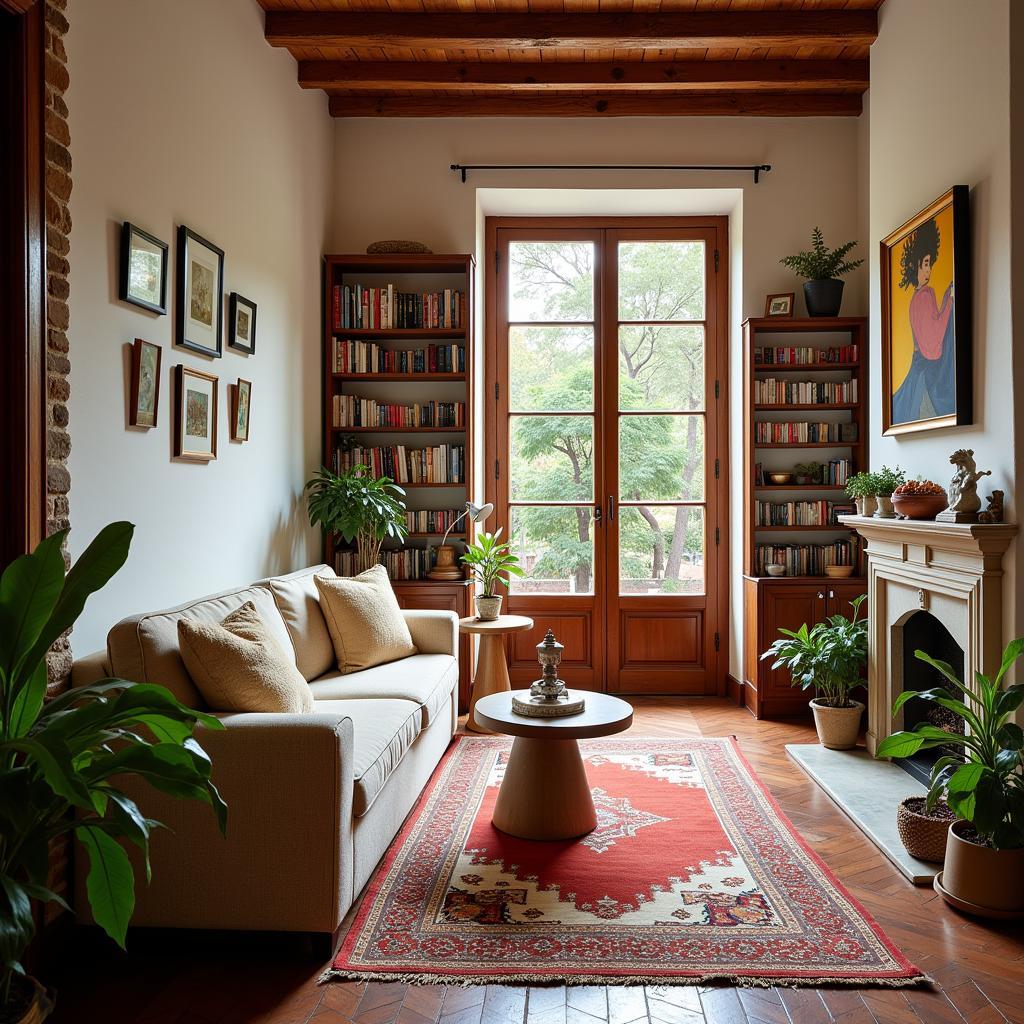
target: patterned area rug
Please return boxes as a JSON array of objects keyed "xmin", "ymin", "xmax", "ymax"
[{"xmin": 324, "ymin": 736, "xmax": 925, "ymax": 988}]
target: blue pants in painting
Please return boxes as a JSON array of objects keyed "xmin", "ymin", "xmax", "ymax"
[{"xmin": 891, "ymin": 318, "xmax": 956, "ymax": 423}]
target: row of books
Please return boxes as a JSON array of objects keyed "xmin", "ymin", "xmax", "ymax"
[
  {"xmin": 333, "ymin": 339, "xmax": 465, "ymax": 375},
  {"xmin": 404, "ymin": 509, "xmax": 465, "ymax": 534},
  {"xmin": 755, "ymin": 501, "xmax": 842, "ymax": 526},
  {"xmin": 755, "ymin": 421, "xmax": 858, "ymax": 444},
  {"xmin": 331, "ymin": 284, "xmax": 465, "ymax": 331},
  {"xmin": 332, "ymin": 396, "xmax": 466, "ymax": 430},
  {"xmin": 754, "ymin": 344, "xmax": 859, "ymax": 365},
  {"xmin": 332, "ymin": 444, "xmax": 465, "ymax": 484},
  {"xmin": 754, "ymin": 539, "xmax": 862, "ymax": 577},
  {"xmin": 754, "ymin": 379, "xmax": 858, "ymax": 405},
  {"xmin": 755, "ymin": 459, "xmax": 853, "ymax": 486},
  {"xmin": 334, "ymin": 548, "xmax": 435, "ymax": 581}
]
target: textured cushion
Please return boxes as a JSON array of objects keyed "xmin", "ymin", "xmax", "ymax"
[
  {"xmin": 107, "ymin": 584, "xmax": 294, "ymax": 708},
  {"xmin": 313, "ymin": 698, "xmax": 422, "ymax": 816},
  {"xmin": 177, "ymin": 602, "xmax": 314, "ymax": 714},
  {"xmin": 309, "ymin": 654, "xmax": 457, "ymax": 729},
  {"xmin": 262, "ymin": 564, "xmax": 336, "ymax": 681},
  {"xmin": 315, "ymin": 566, "xmax": 417, "ymax": 674}
]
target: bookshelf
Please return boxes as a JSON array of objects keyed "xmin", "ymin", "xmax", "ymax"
[{"xmin": 740, "ymin": 316, "xmax": 868, "ymax": 719}]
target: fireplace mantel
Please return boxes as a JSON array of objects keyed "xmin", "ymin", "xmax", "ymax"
[{"xmin": 839, "ymin": 515, "xmax": 1017, "ymax": 754}]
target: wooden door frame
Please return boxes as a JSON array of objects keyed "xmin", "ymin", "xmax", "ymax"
[{"xmin": 483, "ymin": 215, "xmax": 730, "ymax": 696}]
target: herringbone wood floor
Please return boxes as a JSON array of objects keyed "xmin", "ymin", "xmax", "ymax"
[{"xmin": 50, "ymin": 700, "xmax": 1024, "ymax": 1024}]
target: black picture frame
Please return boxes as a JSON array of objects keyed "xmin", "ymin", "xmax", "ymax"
[
  {"xmin": 119, "ymin": 222, "xmax": 168, "ymax": 315},
  {"xmin": 228, "ymin": 292, "xmax": 257, "ymax": 354},
  {"xmin": 176, "ymin": 225, "xmax": 224, "ymax": 358}
]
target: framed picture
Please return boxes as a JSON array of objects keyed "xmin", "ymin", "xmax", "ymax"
[
  {"xmin": 881, "ymin": 185, "xmax": 972, "ymax": 435},
  {"xmin": 764, "ymin": 292, "xmax": 794, "ymax": 317},
  {"xmin": 174, "ymin": 364, "xmax": 218, "ymax": 461},
  {"xmin": 230, "ymin": 378, "xmax": 251, "ymax": 442},
  {"xmin": 119, "ymin": 223, "xmax": 168, "ymax": 315},
  {"xmin": 176, "ymin": 225, "xmax": 224, "ymax": 357},
  {"xmin": 228, "ymin": 293, "xmax": 257, "ymax": 354},
  {"xmin": 128, "ymin": 339, "xmax": 162, "ymax": 428}
]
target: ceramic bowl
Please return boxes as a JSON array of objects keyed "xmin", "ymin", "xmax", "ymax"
[
  {"xmin": 765, "ymin": 564, "xmax": 786, "ymax": 577},
  {"xmin": 892, "ymin": 492, "xmax": 948, "ymax": 521},
  {"xmin": 768, "ymin": 472, "xmax": 793, "ymax": 485},
  {"xmin": 825, "ymin": 565, "xmax": 855, "ymax": 578}
]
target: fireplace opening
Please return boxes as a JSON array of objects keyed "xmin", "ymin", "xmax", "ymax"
[{"xmin": 896, "ymin": 611, "xmax": 966, "ymax": 786}]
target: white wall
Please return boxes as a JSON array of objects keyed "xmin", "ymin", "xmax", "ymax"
[
  {"xmin": 868, "ymin": 0, "xmax": 1020, "ymax": 641},
  {"xmin": 68, "ymin": 0, "xmax": 333, "ymax": 653},
  {"xmin": 328, "ymin": 115, "xmax": 866, "ymax": 677}
]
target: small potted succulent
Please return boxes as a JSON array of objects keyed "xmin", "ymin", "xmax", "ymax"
[
  {"xmin": 877, "ymin": 639, "xmax": 1024, "ymax": 915},
  {"xmin": 761, "ymin": 595, "xmax": 868, "ymax": 749},
  {"xmin": 780, "ymin": 227, "xmax": 864, "ymax": 317},
  {"xmin": 871, "ymin": 466, "xmax": 907, "ymax": 519},
  {"xmin": 461, "ymin": 529, "xmax": 525, "ymax": 620},
  {"xmin": 846, "ymin": 471, "xmax": 879, "ymax": 517},
  {"xmin": 794, "ymin": 461, "xmax": 822, "ymax": 485}
]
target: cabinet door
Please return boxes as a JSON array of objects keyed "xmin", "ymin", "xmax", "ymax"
[
  {"xmin": 826, "ymin": 583, "xmax": 867, "ymax": 618},
  {"xmin": 760, "ymin": 584, "xmax": 827, "ymax": 711}
]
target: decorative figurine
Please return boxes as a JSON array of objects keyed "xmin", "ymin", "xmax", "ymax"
[
  {"xmin": 936, "ymin": 449, "xmax": 992, "ymax": 523},
  {"xmin": 978, "ymin": 490, "xmax": 1005, "ymax": 524},
  {"xmin": 511, "ymin": 629, "xmax": 586, "ymax": 718}
]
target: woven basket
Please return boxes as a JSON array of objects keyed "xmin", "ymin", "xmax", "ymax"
[{"xmin": 897, "ymin": 797, "xmax": 952, "ymax": 863}]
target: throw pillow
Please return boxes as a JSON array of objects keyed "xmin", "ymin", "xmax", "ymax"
[
  {"xmin": 177, "ymin": 601, "xmax": 315, "ymax": 713},
  {"xmin": 315, "ymin": 565, "xmax": 417, "ymax": 674}
]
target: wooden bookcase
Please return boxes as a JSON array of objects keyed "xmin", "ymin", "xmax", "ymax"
[
  {"xmin": 321, "ymin": 253, "xmax": 476, "ymax": 708},
  {"xmin": 740, "ymin": 316, "xmax": 868, "ymax": 719}
]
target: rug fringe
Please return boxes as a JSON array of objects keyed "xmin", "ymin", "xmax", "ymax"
[{"xmin": 317, "ymin": 967, "xmax": 932, "ymax": 990}]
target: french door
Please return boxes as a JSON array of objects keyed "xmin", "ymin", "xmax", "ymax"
[{"xmin": 486, "ymin": 218, "xmax": 728, "ymax": 695}]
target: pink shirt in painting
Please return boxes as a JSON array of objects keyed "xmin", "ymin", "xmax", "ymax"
[{"xmin": 909, "ymin": 285, "xmax": 953, "ymax": 360}]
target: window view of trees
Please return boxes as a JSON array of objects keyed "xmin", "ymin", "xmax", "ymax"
[{"xmin": 507, "ymin": 240, "xmax": 707, "ymax": 596}]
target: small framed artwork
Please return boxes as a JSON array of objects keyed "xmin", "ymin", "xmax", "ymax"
[
  {"xmin": 228, "ymin": 293, "xmax": 257, "ymax": 354},
  {"xmin": 881, "ymin": 185, "xmax": 972, "ymax": 435},
  {"xmin": 230, "ymin": 378, "xmax": 252, "ymax": 442},
  {"xmin": 764, "ymin": 292, "xmax": 795, "ymax": 317},
  {"xmin": 129, "ymin": 338, "xmax": 162, "ymax": 428},
  {"xmin": 176, "ymin": 225, "xmax": 224, "ymax": 357},
  {"xmin": 174, "ymin": 364, "xmax": 218, "ymax": 461},
  {"xmin": 119, "ymin": 223, "xmax": 168, "ymax": 315}
]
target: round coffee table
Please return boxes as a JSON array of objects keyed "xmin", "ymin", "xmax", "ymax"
[
  {"xmin": 459, "ymin": 614, "xmax": 534, "ymax": 734},
  {"xmin": 473, "ymin": 690, "xmax": 634, "ymax": 841}
]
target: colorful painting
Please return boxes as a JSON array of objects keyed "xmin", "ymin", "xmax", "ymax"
[
  {"xmin": 880, "ymin": 186, "xmax": 971, "ymax": 435},
  {"xmin": 128, "ymin": 338, "xmax": 161, "ymax": 428},
  {"xmin": 174, "ymin": 365, "xmax": 218, "ymax": 461}
]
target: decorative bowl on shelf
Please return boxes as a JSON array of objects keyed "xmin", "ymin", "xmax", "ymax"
[
  {"xmin": 825, "ymin": 565, "xmax": 855, "ymax": 579},
  {"xmin": 891, "ymin": 490, "xmax": 948, "ymax": 521},
  {"xmin": 767, "ymin": 472, "xmax": 793, "ymax": 485},
  {"xmin": 765, "ymin": 564, "xmax": 786, "ymax": 577}
]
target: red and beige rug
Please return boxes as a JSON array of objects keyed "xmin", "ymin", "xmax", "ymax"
[{"xmin": 324, "ymin": 736, "xmax": 925, "ymax": 988}]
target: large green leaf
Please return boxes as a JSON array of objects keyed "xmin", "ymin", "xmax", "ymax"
[
  {"xmin": 972, "ymin": 772, "xmax": 1007, "ymax": 837},
  {"xmin": 995, "ymin": 638, "xmax": 1024, "ymax": 685},
  {"xmin": 0, "ymin": 875, "xmax": 36, "ymax": 974},
  {"xmin": 4, "ymin": 735, "xmax": 99, "ymax": 812},
  {"xmin": 946, "ymin": 762, "xmax": 985, "ymax": 794},
  {"xmin": 996, "ymin": 723, "xmax": 1024, "ymax": 752},
  {"xmin": 76, "ymin": 825, "xmax": 135, "ymax": 948},
  {"xmin": 7, "ymin": 661, "xmax": 48, "ymax": 738},
  {"xmin": 105, "ymin": 790, "xmax": 156, "ymax": 883}
]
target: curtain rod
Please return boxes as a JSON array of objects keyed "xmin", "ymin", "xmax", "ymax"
[{"xmin": 449, "ymin": 163, "xmax": 772, "ymax": 184}]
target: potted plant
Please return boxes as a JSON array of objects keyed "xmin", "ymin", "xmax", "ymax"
[
  {"xmin": 761, "ymin": 595, "xmax": 868, "ymax": 749},
  {"xmin": 305, "ymin": 464, "xmax": 408, "ymax": 573},
  {"xmin": 871, "ymin": 465, "xmax": 906, "ymax": 519},
  {"xmin": 460, "ymin": 529, "xmax": 525, "ymax": 620},
  {"xmin": 877, "ymin": 640, "xmax": 1024, "ymax": 915},
  {"xmin": 896, "ymin": 796, "xmax": 957, "ymax": 864},
  {"xmin": 0, "ymin": 524, "xmax": 227, "ymax": 1023},
  {"xmin": 845, "ymin": 471, "xmax": 879, "ymax": 517},
  {"xmin": 794, "ymin": 461, "xmax": 822, "ymax": 485},
  {"xmin": 780, "ymin": 227, "xmax": 864, "ymax": 317}
]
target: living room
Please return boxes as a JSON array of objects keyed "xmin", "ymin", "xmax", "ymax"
[{"xmin": 2, "ymin": 1, "xmax": 1023, "ymax": 1022}]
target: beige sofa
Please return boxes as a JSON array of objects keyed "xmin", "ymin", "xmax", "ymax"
[{"xmin": 71, "ymin": 564, "xmax": 458, "ymax": 947}]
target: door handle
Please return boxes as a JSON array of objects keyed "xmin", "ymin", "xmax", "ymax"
[
  {"xmin": 608, "ymin": 495, "xmax": 616, "ymax": 522},
  {"xmin": 594, "ymin": 503, "xmax": 602, "ymax": 524},
  {"xmin": 817, "ymin": 591, "xmax": 825, "ymax": 600},
  {"xmin": 829, "ymin": 589, "xmax": 835, "ymax": 599}
]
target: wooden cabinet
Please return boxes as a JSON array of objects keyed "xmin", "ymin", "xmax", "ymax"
[{"xmin": 742, "ymin": 576, "xmax": 867, "ymax": 719}]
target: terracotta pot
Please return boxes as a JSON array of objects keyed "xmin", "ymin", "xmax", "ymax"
[
  {"xmin": 940, "ymin": 821, "xmax": 1024, "ymax": 914},
  {"xmin": 892, "ymin": 492, "xmax": 948, "ymax": 521},
  {"xmin": 809, "ymin": 698, "xmax": 863, "ymax": 750},
  {"xmin": 874, "ymin": 495, "xmax": 896, "ymax": 519},
  {"xmin": 475, "ymin": 594, "xmax": 503, "ymax": 621}
]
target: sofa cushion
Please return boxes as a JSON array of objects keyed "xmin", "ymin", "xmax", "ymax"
[
  {"xmin": 177, "ymin": 602, "xmax": 314, "ymax": 714},
  {"xmin": 107, "ymin": 584, "xmax": 294, "ymax": 708},
  {"xmin": 315, "ymin": 567, "xmax": 416, "ymax": 674},
  {"xmin": 261, "ymin": 564, "xmax": 336, "ymax": 681},
  {"xmin": 308, "ymin": 654, "xmax": 457, "ymax": 729},
  {"xmin": 314, "ymin": 698, "xmax": 422, "ymax": 816}
]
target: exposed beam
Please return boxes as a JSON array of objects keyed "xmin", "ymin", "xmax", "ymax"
[
  {"xmin": 267, "ymin": 11, "xmax": 878, "ymax": 51},
  {"xmin": 327, "ymin": 92, "xmax": 863, "ymax": 118},
  {"xmin": 301, "ymin": 59, "xmax": 868, "ymax": 93}
]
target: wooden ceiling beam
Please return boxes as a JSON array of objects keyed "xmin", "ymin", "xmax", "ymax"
[
  {"xmin": 327, "ymin": 92, "xmax": 863, "ymax": 118},
  {"xmin": 301, "ymin": 59, "xmax": 868, "ymax": 93},
  {"xmin": 268, "ymin": 11, "xmax": 878, "ymax": 51}
]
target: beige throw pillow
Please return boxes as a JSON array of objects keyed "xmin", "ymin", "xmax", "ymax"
[
  {"xmin": 315, "ymin": 566, "xmax": 417, "ymax": 674},
  {"xmin": 177, "ymin": 601, "xmax": 314, "ymax": 713}
]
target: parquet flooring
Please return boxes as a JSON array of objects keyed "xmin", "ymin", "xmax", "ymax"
[{"xmin": 49, "ymin": 700, "xmax": 1024, "ymax": 1024}]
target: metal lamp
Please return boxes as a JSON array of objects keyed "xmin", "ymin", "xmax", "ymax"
[{"xmin": 428, "ymin": 501, "xmax": 493, "ymax": 580}]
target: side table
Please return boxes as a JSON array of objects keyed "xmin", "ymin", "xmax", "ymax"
[{"xmin": 459, "ymin": 614, "xmax": 534, "ymax": 733}]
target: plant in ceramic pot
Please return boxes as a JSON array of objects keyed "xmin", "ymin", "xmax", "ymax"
[
  {"xmin": 461, "ymin": 529, "xmax": 525, "ymax": 620},
  {"xmin": 845, "ymin": 471, "xmax": 879, "ymax": 517},
  {"xmin": 780, "ymin": 227, "xmax": 864, "ymax": 317},
  {"xmin": 305, "ymin": 464, "xmax": 408, "ymax": 573},
  {"xmin": 0, "ymin": 525, "xmax": 228, "ymax": 1023},
  {"xmin": 794, "ymin": 461, "xmax": 823, "ymax": 486},
  {"xmin": 877, "ymin": 640, "xmax": 1024, "ymax": 915},
  {"xmin": 761, "ymin": 595, "xmax": 868, "ymax": 749},
  {"xmin": 871, "ymin": 465, "xmax": 907, "ymax": 519}
]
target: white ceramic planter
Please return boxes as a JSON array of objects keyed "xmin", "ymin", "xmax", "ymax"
[
  {"xmin": 475, "ymin": 594, "xmax": 503, "ymax": 621},
  {"xmin": 874, "ymin": 495, "xmax": 896, "ymax": 519}
]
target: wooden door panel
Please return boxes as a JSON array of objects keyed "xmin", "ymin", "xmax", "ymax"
[
  {"xmin": 762, "ymin": 584, "xmax": 826, "ymax": 699},
  {"xmin": 827, "ymin": 583, "xmax": 867, "ymax": 617},
  {"xmin": 620, "ymin": 611, "xmax": 700, "ymax": 665}
]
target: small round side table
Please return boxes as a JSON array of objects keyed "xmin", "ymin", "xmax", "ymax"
[{"xmin": 459, "ymin": 614, "xmax": 534, "ymax": 733}]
